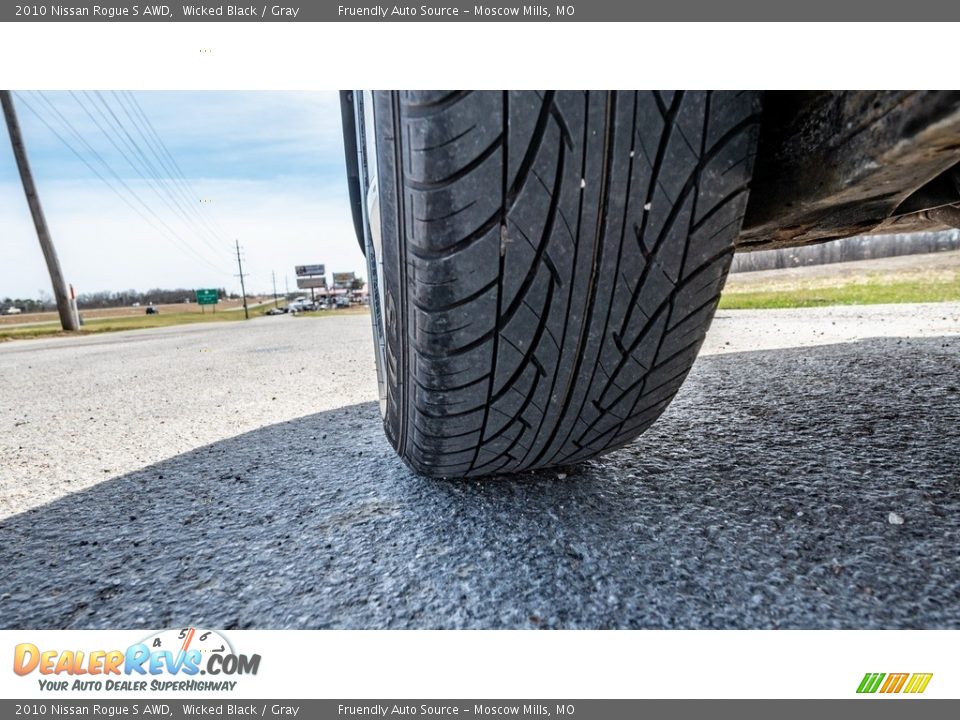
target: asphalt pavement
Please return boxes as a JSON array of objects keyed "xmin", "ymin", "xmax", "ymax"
[{"xmin": 1, "ymin": 305, "xmax": 958, "ymax": 629}]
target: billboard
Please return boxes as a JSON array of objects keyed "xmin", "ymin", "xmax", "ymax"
[
  {"xmin": 295, "ymin": 264, "xmax": 325, "ymax": 277},
  {"xmin": 332, "ymin": 272, "xmax": 355, "ymax": 287},
  {"xmin": 296, "ymin": 277, "xmax": 327, "ymax": 289}
]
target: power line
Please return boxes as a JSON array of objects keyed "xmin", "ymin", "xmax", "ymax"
[
  {"xmin": 109, "ymin": 90, "xmax": 232, "ymax": 258},
  {"xmin": 119, "ymin": 91, "xmax": 235, "ymax": 252},
  {"xmin": 38, "ymin": 91, "xmax": 230, "ymax": 276},
  {"xmin": 14, "ymin": 92, "xmax": 229, "ymax": 277},
  {"xmin": 58, "ymin": 90, "xmax": 231, "ymax": 273},
  {"xmin": 83, "ymin": 91, "xmax": 233, "ymax": 263}
]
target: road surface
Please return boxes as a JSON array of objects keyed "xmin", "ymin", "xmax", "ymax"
[{"xmin": 1, "ymin": 304, "xmax": 958, "ymax": 628}]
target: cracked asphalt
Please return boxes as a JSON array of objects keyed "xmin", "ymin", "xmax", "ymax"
[{"xmin": 1, "ymin": 304, "xmax": 958, "ymax": 628}]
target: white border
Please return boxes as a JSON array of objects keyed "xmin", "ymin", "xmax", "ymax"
[
  {"xmin": 0, "ymin": 22, "xmax": 959, "ymax": 89},
  {"xmin": 0, "ymin": 19, "xmax": 957, "ymax": 703},
  {"xmin": 1, "ymin": 629, "xmax": 955, "ymax": 699}
]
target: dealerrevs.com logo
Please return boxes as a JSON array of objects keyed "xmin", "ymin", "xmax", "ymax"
[
  {"xmin": 857, "ymin": 673, "xmax": 933, "ymax": 694},
  {"xmin": 13, "ymin": 628, "xmax": 261, "ymax": 693}
]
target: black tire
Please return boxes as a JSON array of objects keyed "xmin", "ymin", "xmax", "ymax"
[{"xmin": 364, "ymin": 90, "xmax": 761, "ymax": 478}]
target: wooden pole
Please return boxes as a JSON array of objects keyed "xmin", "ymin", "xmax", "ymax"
[
  {"xmin": 235, "ymin": 239, "xmax": 249, "ymax": 319},
  {"xmin": 1, "ymin": 90, "xmax": 79, "ymax": 331}
]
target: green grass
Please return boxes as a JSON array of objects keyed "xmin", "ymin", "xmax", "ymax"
[
  {"xmin": 3, "ymin": 277, "xmax": 954, "ymax": 340},
  {"xmin": 0, "ymin": 304, "xmax": 372, "ymax": 342},
  {"xmin": 0, "ymin": 308, "xmax": 267, "ymax": 341},
  {"xmin": 719, "ymin": 277, "xmax": 960, "ymax": 310},
  {"xmin": 78, "ymin": 311, "xmax": 256, "ymax": 331}
]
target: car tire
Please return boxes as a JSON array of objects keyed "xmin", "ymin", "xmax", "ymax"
[{"xmin": 362, "ymin": 90, "xmax": 761, "ymax": 477}]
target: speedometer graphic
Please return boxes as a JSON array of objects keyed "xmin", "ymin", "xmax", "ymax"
[{"xmin": 140, "ymin": 627, "xmax": 234, "ymax": 658}]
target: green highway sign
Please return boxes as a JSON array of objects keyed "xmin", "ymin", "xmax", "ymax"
[{"xmin": 195, "ymin": 288, "xmax": 219, "ymax": 305}]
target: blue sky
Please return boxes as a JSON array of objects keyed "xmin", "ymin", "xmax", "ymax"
[{"xmin": 0, "ymin": 91, "xmax": 364, "ymax": 298}]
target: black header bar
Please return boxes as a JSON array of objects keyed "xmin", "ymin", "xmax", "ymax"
[{"xmin": 3, "ymin": 1, "xmax": 959, "ymax": 22}]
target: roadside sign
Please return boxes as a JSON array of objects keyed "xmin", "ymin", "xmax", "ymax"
[
  {"xmin": 297, "ymin": 277, "xmax": 327, "ymax": 289},
  {"xmin": 332, "ymin": 272, "xmax": 355, "ymax": 287},
  {"xmin": 295, "ymin": 264, "xmax": 325, "ymax": 277},
  {"xmin": 195, "ymin": 288, "xmax": 219, "ymax": 305}
]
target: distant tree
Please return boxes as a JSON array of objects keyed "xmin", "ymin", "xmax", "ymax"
[{"xmin": 74, "ymin": 287, "xmax": 217, "ymax": 309}]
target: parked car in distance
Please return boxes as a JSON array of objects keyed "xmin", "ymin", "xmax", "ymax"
[
  {"xmin": 145, "ymin": 306, "xmax": 159, "ymax": 315},
  {"xmin": 288, "ymin": 299, "xmax": 315, "ymax": 313}
]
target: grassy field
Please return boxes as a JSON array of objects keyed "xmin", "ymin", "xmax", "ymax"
[
  {"xmin": 0, "ymin": 309, "xmax": 256, "ymax": 341},
  {"xmin": 3, "ymin": 252, "xmax": 956, "ymax": 340},
  {"xmin": 0, "ymin": 298, "xmax": 266, "ymax": 327},
  {"xmin": 719, "ymin": 277, "xmax": 960, "ymax": 309},
  {"xmin": 0, "ymin": 305, "xmax": 372, "ymax": 342},
  {"xmin": 720, "ymin": 250, "xmax": 960, "ymax": 310}
]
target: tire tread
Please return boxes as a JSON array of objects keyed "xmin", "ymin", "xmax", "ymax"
[{"xmin": 373, "ymin": 90, "xmax": 761, "ymax": 477}]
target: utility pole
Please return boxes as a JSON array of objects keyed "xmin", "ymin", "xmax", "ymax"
[
  {"xmin": 235, "ymin": 239, "xmax": 249, "ymax": 319},
  {"xmin": 285, "ymin": 275, "xmax": 290, "ymax": 300},
  {"xmin": 272, "ymin": 270, "xmax": 279, "ymax": 307},
  {"xmin": 1, "ymin": 90, "xmax": 79, "ymax": 331}
]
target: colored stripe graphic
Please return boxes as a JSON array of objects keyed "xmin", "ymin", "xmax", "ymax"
[
  {"xmin": 857, "ymin": 672, "xmax": 933, "ymax": 694},
  {"xmin": 903, "ymin": 673, "xmax": 933, "ymax": 694},
  {"xmin": 857, "ymin": 673, "xmax": 885, "ymax": 693},
  {"xmin": 880, "ymin": 673, "xmax": 909, "ymax": 693}
]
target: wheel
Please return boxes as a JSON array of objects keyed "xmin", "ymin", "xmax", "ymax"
[{"xmin": 358, "ymin": 90, "xmax": 761, "ymax": 478}]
